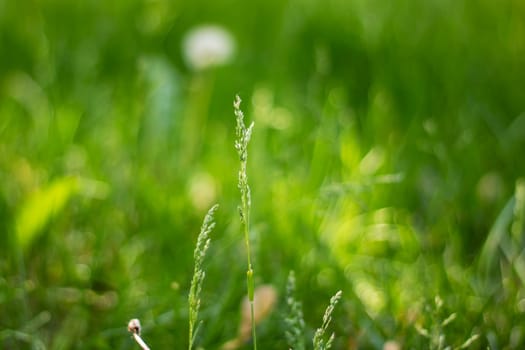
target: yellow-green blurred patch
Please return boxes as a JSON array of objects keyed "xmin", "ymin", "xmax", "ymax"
[
  {"xmin": 15, "ymin": 176, "xmax": 109, "ymax": 252},
  {"xmin": 15, "ymin": 177, "xmax": 79, "ymax": 251}
]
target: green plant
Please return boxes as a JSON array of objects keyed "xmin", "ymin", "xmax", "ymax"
[
  {"xmin": 233, "ymin": 94, "xmax": 258, "ymax": 350},
  {"xmin": 415, "ymin": 296, "xmax": 479, "ymax": 350},
  {"xmin": 188, "ymin": 204, "xmax": 219, "ymax": 350},
  {"xmin": 284, "ymin": 271, "xmax": 306, "ymax": 350},
  {"xmin": 313, "ymin": 290, "xmax": 342, "ymax": 350}
]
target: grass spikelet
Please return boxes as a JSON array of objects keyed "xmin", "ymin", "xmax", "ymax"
[
  {"xmin": 313, "ymin": 290, "xmax": 342, "ymax": 350},
  {"xmin": 233, "ymin": 94, "xmax": 257, "ymax": 350},
  {"xmin": 415, "ymin": 296, "xmax": 479, "ymax": 350},
  {"xmin": 285, "ymin": 271, "xmax": 306, "ymax": 350},
  {"xmin": 188, "ymin": 204, "xmax": 219, "ymax": 350}
]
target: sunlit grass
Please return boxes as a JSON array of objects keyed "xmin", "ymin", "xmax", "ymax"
[{"xmin": 1, "ymin": 0, "xmax": 525, "ymax": 348}]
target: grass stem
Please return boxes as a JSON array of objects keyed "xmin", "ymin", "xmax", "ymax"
[{"xmin": 234, "ymin": 95, "xmax": 257, "ymax": 350}]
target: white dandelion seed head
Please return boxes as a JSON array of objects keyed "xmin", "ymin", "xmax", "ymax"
[{"xmin": 182, "ymin": 25, "xmax": 235, "ymax": 71}]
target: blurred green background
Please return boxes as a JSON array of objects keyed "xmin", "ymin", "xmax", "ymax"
[{"xmin": 1, "ymin": 0, "xmax": 525, "ymax": 349}]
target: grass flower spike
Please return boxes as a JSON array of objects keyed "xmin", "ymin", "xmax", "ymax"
[
  {"xmin": 233, "ymin": 95, "xmax": 257, "ymax": 350},
  {"xmin": 285, "ymin": 271, "xmax": 306, "ymax": 350},
  {"xmin": 313, "ymin": 290, "xmax": 342, "ymax": 350},
  {"xmin": 188, "ymin": 204, "xmax": 219, "ymax": 350}
]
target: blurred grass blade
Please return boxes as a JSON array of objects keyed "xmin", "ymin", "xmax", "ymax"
[
  {"xmin": 15, "ymin": 177, "xmax": 79, "ymax": 251},
  {"xmin": 478, "ymin": 195, "xmax": 515, "ymax": 279},
  {"xmin": 479, "ymin": 179, "xmax": 525, "ymax": 283}
]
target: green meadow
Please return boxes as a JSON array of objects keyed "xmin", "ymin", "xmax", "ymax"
[{"xmin": 1, "ymin": 1, "xmax": 525, "ymax": 349}]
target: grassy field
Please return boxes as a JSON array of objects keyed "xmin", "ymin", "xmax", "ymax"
[{"xmin": 1, "ymin": 0, "xmax": 525, "ymax": 349}]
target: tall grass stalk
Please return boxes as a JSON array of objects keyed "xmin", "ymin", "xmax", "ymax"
[
  {"xmin": 233, "ymin": 95, "xmax": 257, "ymax": 350},
  {"xmin": 313, "ymin": 290, "xmax": 342, "ymax": 350},
  {"xmin": 188, "ymin": 204, "xmax": 219, "ymax": 350}
]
